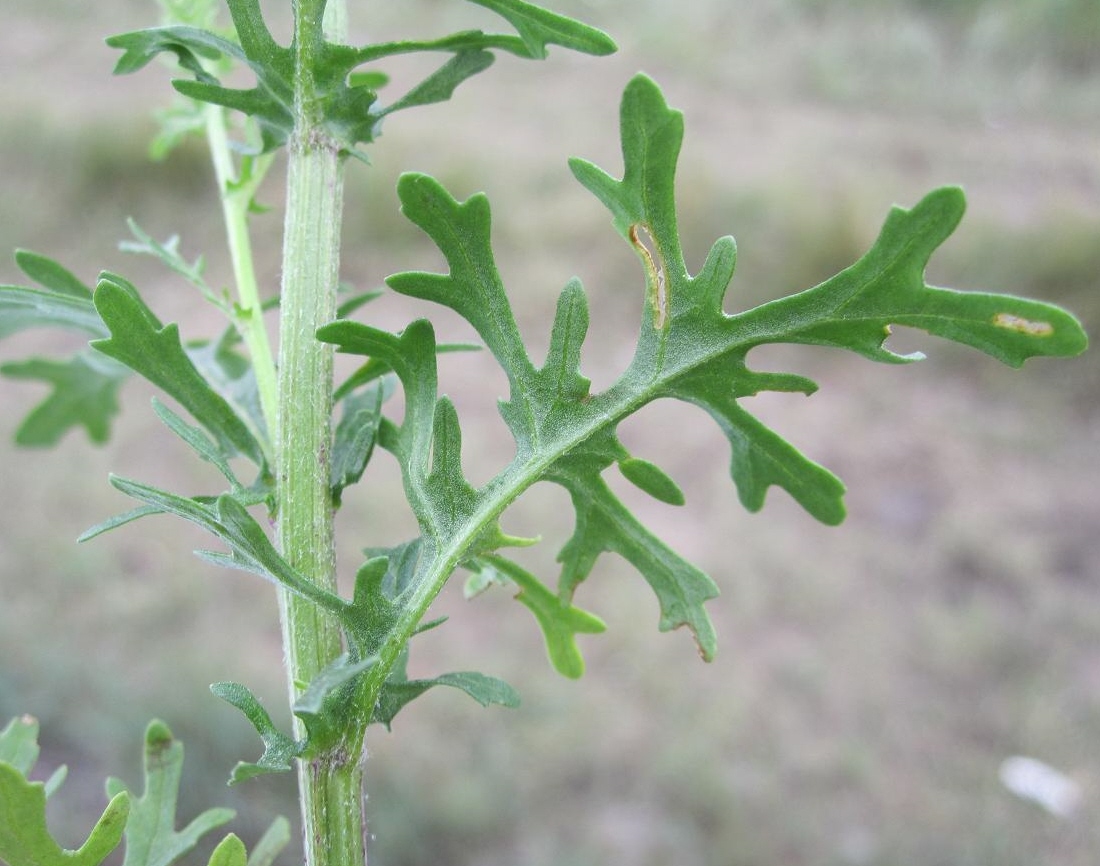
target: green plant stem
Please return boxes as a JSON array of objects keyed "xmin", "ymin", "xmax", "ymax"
[
  {"xmin": 277, "ymin": 1, "xmax": 364, "ymax": 863},
  {"xmin": 203, "ymin": 103, "xmax": 278, "ymax": 447}
]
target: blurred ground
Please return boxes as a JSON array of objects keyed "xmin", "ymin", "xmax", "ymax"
[{"xmin": 1, "ymin": 1, "xmax": 1098, "ymax": 864}]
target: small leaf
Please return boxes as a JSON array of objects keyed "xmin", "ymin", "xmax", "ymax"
[
  {"xmin": 619, "ymin": 457, "xmax": 685, "ymax": 506},
  {"xmin": 152, "ymin": 398, "xmax": 241, "ymax": 489},
  {"xmin": 0, "ymin": 716, "xmax": 40, "ymax": 776},
  {"xmin": 463, "ymin": 0, "xmax": 617, "ymax": 59},
  {"xmin": 120, "ymin": 220, "xmax": 220, "ymax": 307},
  {"xmin": 372, "ymin": 648, "xmax": 519, "ymax": 729},
  {"xmin": 108, "ymin": 720, "xmax": 234, "ymax": 866},
  {"xmin": 331, "ymin": 383, "xmax": 385, "ymax": 505},
  {"xmin": 100, "ymin": 476, "xmax": 347, "ymax": 618},
  {"xmin": 209, "ymin": 683, "xmax": 300, "ymax": 784},
  {"xmin": 206, "ymin": 835, "xmax": 247, "ymax": 866},
  {"xmin": 292, "ymin": 654, "xmax": 378, "ymax": 753},
  {"xmin": 15, "ymin": 250, "xmax": 93, "ymax": 299},
  {"xmin": 378, "ymin": 50, "xmax": 495, "ymax": 118},
  {"xmin": 476, "ymin": 556, "xmax": 606, "ymax": 678}
]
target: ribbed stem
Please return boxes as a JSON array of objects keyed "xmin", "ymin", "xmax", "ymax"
[{"xmin": 276, "ymin": 1, "xmax": 365, "ymax": 863}]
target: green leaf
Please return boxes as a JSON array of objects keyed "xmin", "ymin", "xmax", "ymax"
[
  {"xmin": 547, "ymin": 442, "xmax": 720, "ymax": 660},
  {"xmin": 0, "ymin": 254, "xmax": 137, "ymax": 446},
  {"xmin": 618, "ymin": 457, "xmax": 685, "ymax": 506},
  {"xmin": 206, "ymin": 835, "xmax": 247, "ymax": 866},
  {"xmin": 0, "ymin": 716, "xmax": 129, "ymax": 866},
  {"xmin": 331, "ymin": 382, "xmax": 385, "ymax": 506},
  {"xmin": 333, "ymin": 72, "xmax": 1085, "ymax": 675},
  {"xmin": 372, "ymin": 648, "xmax": 519, "ymax": 730},
  {"xmin": 375, "ymin": 50, "xmax": 495, "ymax": 119},
  {"xmin": 108, "ymin": 8, "xmax": 294, "ymax": 153},
  {"xmin": 0, "ymin": 286, "xmax": 104, "ymax": 340},
  {"xmin": 14, "ymin": 250, "xmax": 94, "ymax": 299},
  {"xmin": 109, "ymin": 0, "xmax": 613, "ymax": 154},
  {"xmin": 474, "ymin": 556, "xmax": 606, "ymax": 679},
  {"xmin": 209, "ymin": 683, "xmax": 300, "ymax": 783},
  {"xmin": 106, "ymin": 721, "xmax": 233, "ymax": 866},
  {"xmin": 463, "ymin": 0, "xmax": 618, "ymax": 59},
  {"xmin": 0, "ymin": 716, "xmax": 67, "ymax": 799},
  {"xmin": 0, "ymin": 716, "xmax": 40, "ymax": 775},
  {"xmin": 120, "ymin": 220, "xmax": 219, "ymax": 307},
  {"xmin": 0, "ymin": 763, "xmax": 129, "ymax": 866},
  {"xmin": 152, "ymin": 398, "xmax": 242, "ymax": 490},
  {"xmin": 91, "ymin": 274, "xmax": 264, "ymax": 465},
  {"xmin": 1, "ymin": 354, "xmax": 128, "ymax": 446},
  {"xmin": 100, "ymin": 476, "xmax": 347, "ymax": 617},
  {"xmin": 0, "ymin": 251, "xmax": 105, "ymax": 339},
  {"xmin": 291, "ymin": 652, "xmax": 378, "ymax": 752}
]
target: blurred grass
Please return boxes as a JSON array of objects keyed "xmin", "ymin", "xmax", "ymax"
[{"xmin": 1, "ymin": 1, "xmax": 1098, "ymax": 864}]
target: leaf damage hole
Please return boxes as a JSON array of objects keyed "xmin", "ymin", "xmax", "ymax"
[
  {"xmin": 629, "ymin": 223, "xmax": 669, "ymax": 329},
  {"xmin": 992, "ymin": 312, "xmax": 1054, "ymax": 337}
]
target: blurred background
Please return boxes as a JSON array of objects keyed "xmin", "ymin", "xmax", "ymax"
[{"xmin": 1, "ymin": 1, "xmax": 1098, "ymax": 864}]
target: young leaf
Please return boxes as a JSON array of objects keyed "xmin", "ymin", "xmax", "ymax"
[
  {"xmin": 204, "ymin": 824, "xmax": 290, "ymax": 866},
  {"xmin": 105, "ymin": 721, "xmax": 234, "ymax": 866},
  {"xmin": 291, "ymin": 652, "xmax": 379, "ymax": 753},
  {"xmin": 206, "ymin": 835, "xmax": 247, "ymax": 866},
  {"xmin": 152, "ymin": 398, "xmax": 242, "ymax": 490}
]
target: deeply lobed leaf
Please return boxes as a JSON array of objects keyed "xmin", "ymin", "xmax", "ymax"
[{"xmin": 323, "ymin": 72, "xmax": 1086, "ymax": 679}]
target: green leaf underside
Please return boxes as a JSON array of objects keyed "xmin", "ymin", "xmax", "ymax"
[
  {"xmin": 107, "ymin": 0, "xmax": 614, "ymax": 154},
  {"xmin": 319, "ymin": 72, "xmax": 1085, "ymax": 679},
  {"xmin": 0, "ymin": 716, "xmax": 128, "ymax": 866},
  {"xmin": 475, "ymin": 556, "xmax": 606, "ymax": 678}
]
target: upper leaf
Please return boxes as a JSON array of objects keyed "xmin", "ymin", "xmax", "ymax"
[{"xmin": 107, "ymin": 0, "xmax": 615, "ymax": 154}]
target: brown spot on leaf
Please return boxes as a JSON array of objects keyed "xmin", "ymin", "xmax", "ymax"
[{"xmin": 993, "ymin": 312, "xmax": 1054, "ymax": 336}]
